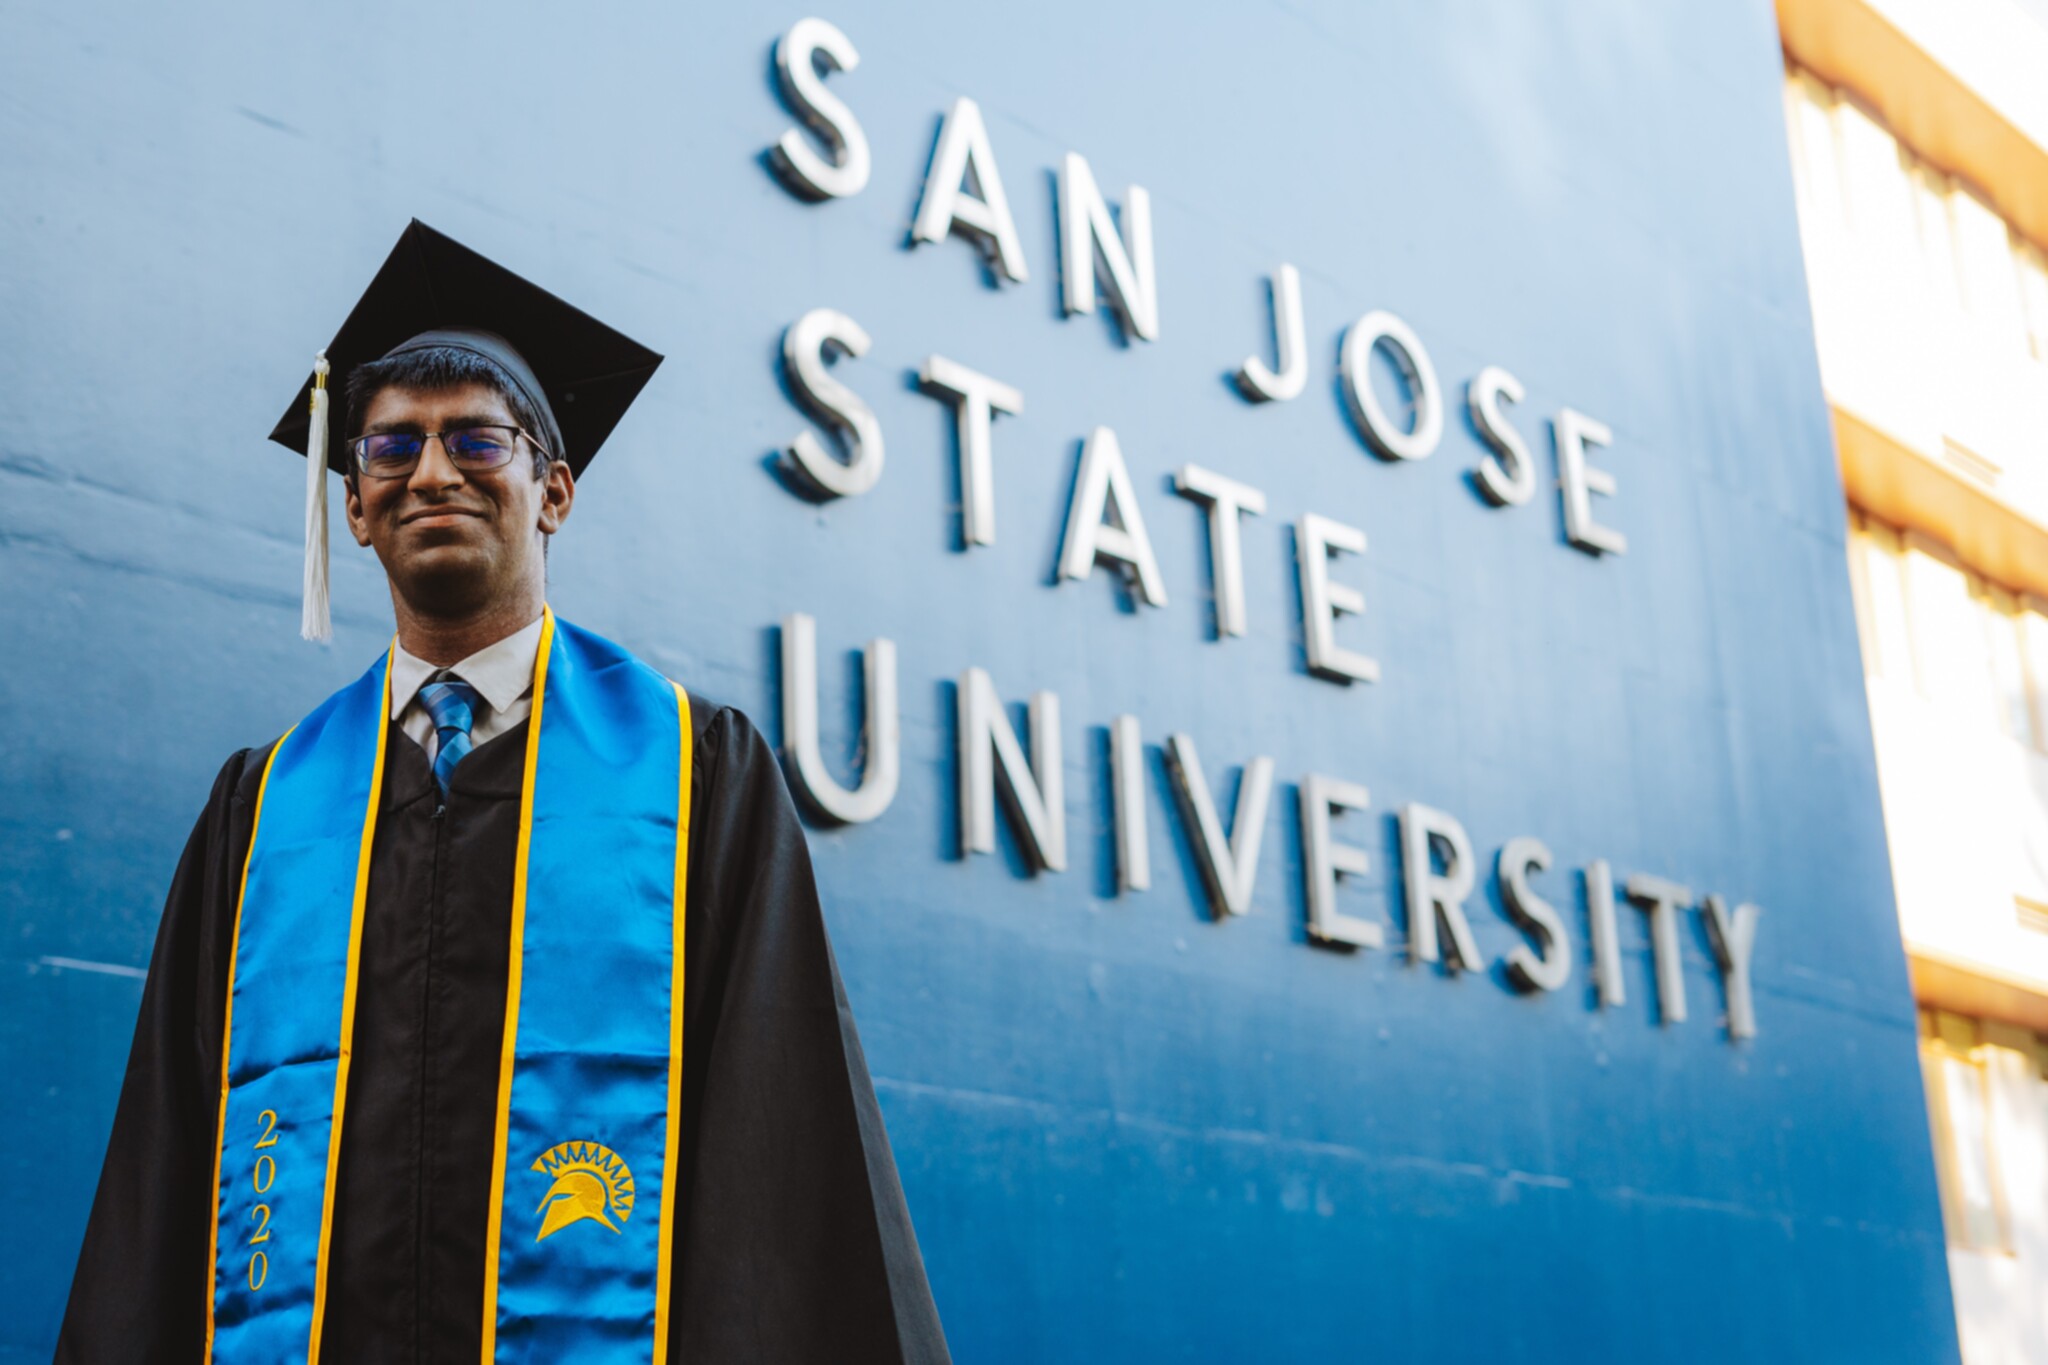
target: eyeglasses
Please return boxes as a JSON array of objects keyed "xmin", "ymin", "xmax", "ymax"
[{"xmin": 347, "ymin": 425, "xmax": 552, "ymax": 480}]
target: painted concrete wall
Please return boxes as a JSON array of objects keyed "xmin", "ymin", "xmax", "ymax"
[{"xmin": 1, "ymin": 1, "xmax": 1958, "ymax": 1360}]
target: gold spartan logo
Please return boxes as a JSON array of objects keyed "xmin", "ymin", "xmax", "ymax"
[{"xmin": 531, "ymin": 1141, "xmax": 635, "ymax": 1242}]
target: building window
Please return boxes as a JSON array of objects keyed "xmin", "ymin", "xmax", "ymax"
[
  {"xmin": 1845, "ymin": 513, "xmax": 2048, "ymax": 746},
  {"xmin": 1785, "ymin": 65, "xmax": 2048, "ymax": 375},
  {"xmin": 1846, "ymin": 512, "xmax": 1916, "ymax": 684},
  {"xmin": 2020, "ymin": 243, "xmax": 2048, "ymax": 365},
  {"xmin": 1977, "ymin": 582, "xmax": 2039, "ymax": 745},
  {"xmin": 1918, "ymin": 1010, "xmax": 2013, "ymax": 1254}
]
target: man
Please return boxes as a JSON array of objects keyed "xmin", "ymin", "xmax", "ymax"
[{"xmin": 58, "ymin": 222, "xmax": 948, "ymax": 1363}]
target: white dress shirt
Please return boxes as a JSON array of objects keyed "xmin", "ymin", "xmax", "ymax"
[{"xmin": 388, "ymin": 614, "xmax": 546, "ymax": 764}]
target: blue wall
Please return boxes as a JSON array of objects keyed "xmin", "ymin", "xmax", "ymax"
[{"xmin": 1, "ymin": 1, "xmax": 1959, "ymax": 1360}]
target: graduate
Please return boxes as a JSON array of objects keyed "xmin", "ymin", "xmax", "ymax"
[{"xmin": 57, "ymin": 222, "xmax": 949, "ymax": 1364}]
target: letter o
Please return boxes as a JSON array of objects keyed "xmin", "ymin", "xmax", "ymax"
[{"xmin": 1340, "ymin": 310, "xmax": 1442, "ymax": 462}]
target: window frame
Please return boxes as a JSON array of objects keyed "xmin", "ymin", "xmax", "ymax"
[{"xmin": 1917, "ymin": 1008, "xmax": 2015, "ymax": 1256}]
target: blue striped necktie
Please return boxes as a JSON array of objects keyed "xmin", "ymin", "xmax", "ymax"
[{"xmin": 419, "ymin": 677, "xmax": 482, "ymax": 794}]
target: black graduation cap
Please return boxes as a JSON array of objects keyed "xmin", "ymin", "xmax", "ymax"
[
  {"xmin": 270, "ymin": 220, "xmax": 662, "ymax": 641},
  {"xmin": 269, "ymin": 219, "xmax": 663, "ymax": 478}
]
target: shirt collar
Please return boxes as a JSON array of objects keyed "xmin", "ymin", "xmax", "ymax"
[{"xmin": 388, "ymin": 612, "xmax": 546, "ymax": 721}]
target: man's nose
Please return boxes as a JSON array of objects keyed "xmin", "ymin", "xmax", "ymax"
[{"xmin": 407, "ymin": 434, "xmax": 467, "ymax": 493}]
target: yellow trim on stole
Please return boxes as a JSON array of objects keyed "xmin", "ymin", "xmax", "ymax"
[
  {"xmin": 480, "ymin": 606, "xmax": 556, "ymax": 1363},
  {"xmin": 651, "ymin": 682, "xmax": 693, "ymax": 1363},
  {"xmin": 204, "ymin": 726, "xmax": 296, "ymax": 1362},
  {"xmin": 305, "ymin": 646, "xmax": 394, "ymax": 1360}
]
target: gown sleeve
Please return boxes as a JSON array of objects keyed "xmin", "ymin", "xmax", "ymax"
[
  {"xmin": 672, "ymin": 705, "xmax": 950, "ymax": 1364},
  {"xmin": 55, "ymin": 748, "xmax": 261, "ymax": 1365}
]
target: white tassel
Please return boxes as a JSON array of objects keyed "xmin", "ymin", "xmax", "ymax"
[{"xmin": 301, "ymin": 353, "xmax": 333, "ymax": 642}]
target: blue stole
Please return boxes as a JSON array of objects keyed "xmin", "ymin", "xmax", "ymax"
[{"xmin": 205, "ymin": 608, "xmax": 693, "ymax": 1363}]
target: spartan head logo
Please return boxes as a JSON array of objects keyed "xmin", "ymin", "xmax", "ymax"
[{"xmin": 531, "ymin": 1141, "xmax": 636, "ymax": 1242}]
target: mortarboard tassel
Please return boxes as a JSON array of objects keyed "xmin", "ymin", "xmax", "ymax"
[{"xmin": 301, "ymin": 353, "xmax": 333, "ymax": 642}]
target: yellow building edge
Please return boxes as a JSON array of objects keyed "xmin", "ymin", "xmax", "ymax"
[
  {"xmin": 1908, "ymin": 945, "xmax": 2048, "ymax": 1033},
  {"xmin": 1833, "ymin": 403, "xmax": 2048, "ymax": 599},
  {"xmin": 1778, "ymin": 0, "xmax": 2048, "ymax": 250}
]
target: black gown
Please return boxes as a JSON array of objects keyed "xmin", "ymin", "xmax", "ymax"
[{"xmin": 57, "ymin": 696, "xmax": 949, "ymax": 1363}]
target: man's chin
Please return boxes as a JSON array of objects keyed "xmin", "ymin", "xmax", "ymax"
[{"xmin": 387, "ymin": 549, "xmax": 500, "ymax": 616}]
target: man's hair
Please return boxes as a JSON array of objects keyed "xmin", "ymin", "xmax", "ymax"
[{"xmin": 343, "ymin": 345, "xmax": 555, "ymax": 482}]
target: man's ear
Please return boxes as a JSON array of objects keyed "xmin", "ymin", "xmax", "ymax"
[
  {"xmin": 344, "ymin": 475, "xmax": 373, "ymax": 548},
  {"xmin": 537, "ymin": 461, "xmax": 575, "ymax": 535}
]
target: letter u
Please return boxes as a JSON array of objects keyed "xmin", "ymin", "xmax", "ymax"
[{"xmin": 780, "ymin": 613, "xmax": 900, "ymax": 824}]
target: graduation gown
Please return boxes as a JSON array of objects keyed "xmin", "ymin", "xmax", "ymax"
[{"xmin": 57, "ymin": 697, "xmax": 949, "ymax": 1363}]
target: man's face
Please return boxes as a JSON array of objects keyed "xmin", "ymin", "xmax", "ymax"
[{"xmin": 344, "ymin": 381, "xmax": 574, "ymax": 618}]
